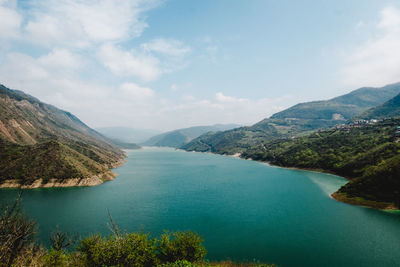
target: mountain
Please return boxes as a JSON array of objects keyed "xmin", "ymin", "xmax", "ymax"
[
  {"xmin": 359, "ymin": 93, "xmax": 400, "ymax": 119},
  {"xmin": 180, "ymin": 123, "xmax": 279, "ymax": 154},
  {"xmin": 104, "ymin": 138, "xmax": 141, "ymax": 149},
  {"xmin": 182, "ymin": 82, "xmax": 400, "ymax": 154},
  {"xmin": 0, "ymin": 84, "xmax": 125, "ymax": 188},
  {"xmin": 96, "ymin": 126, "xmax": 161, "ymax": 144},
  {"xmin": 271, "ymin": 82, "xmax": 400, "ymax": 120},
  {"xmin": 241, "ymin": 118, "xmax": 400, "ymax": 209},
  {"xmin": 142, "ymin": 124, "xmax": 240, "ymax": 148}
]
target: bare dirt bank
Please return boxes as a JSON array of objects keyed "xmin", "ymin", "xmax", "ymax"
[{"xmin": 0, "ymin": 170, "xmax": 119, "ymax": 189}]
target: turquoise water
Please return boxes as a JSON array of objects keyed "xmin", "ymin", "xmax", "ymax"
[{"xmin": 1, "ymin": 147, "xmax": 400, "ymax": 266}]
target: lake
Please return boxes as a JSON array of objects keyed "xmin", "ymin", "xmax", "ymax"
[{"xmin": 1, "ymin": 147, "xmax": 400, "ymax": 266}]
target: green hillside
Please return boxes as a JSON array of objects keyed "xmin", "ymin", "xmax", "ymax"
[
  {"xmin": 360, "ymin": 93, "xmax": 400, "ymax": 119},
  {"xmin": 182, "ymin": 82, "xmax": 400, "ymax": 154},
  {"xmin": 0, "ymin": 139, "xmax": 112, "ymax": 184},
  {"xmin": 143, "ymin": 124, "xmax": 240, "ymax": 148},
  {"xmin": 0, "ymin": 84, "xmax": 125, "ymax": 187},
  {"xmin": 181, "ymin": 123, "xmax": 279, "ymax": 154},
  {"xmin": 241, "ymin": 118, "xmax": 400, "ymax": 209},
  {"xmin": 271, "ymin": 82, "xmax": 400, "ymax": 120}
]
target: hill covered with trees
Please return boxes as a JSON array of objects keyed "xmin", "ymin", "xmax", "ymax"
[
  {"xmin": 241, "ymin": 118, "xmax": 400, "ymax": 209},
  {"xmin": 182, "ymin": 83, "xmax": 400, "ymax": 155}
]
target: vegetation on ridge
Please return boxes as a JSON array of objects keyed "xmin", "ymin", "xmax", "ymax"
[
  {"xmin": 359, "ymin": 93, "xmax": 400, "ymax": 120},
  {"xmin": 182, "ymin": 83, "xmax": 400, "ymax": 155},
  {"xmin": 241, "ymin": 118, "xmax": 400, "ymax": 209}
]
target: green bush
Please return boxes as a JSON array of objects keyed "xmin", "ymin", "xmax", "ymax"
[
  {"xmin": 156, "ymin": 231, "xmax": 207, "ymax": 263},
  {"xmin": 158, "ymin": 259, "xmax": 200, "ymax": 267},
  {"xmin": 42, "ymin": 249, "xmax": 69, "ymax": 267},
  {"xmin": 77, "ymin": 233, "xmax": 157, "ymax": 267},
  {"xmin": 0, "ymin": 194, "xmax": 37, "ymax": 267}
]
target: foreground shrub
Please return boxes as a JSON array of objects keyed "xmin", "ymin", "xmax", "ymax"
[
  {"xmin": 77, "ymin": 233, "xmax": 157, "ymax": 267},
  {"xmin": 42, "ymin": 249, "xmax": 69, "ymax": 267},
  {"xmin": 158, "ymin": 259, "xmax": 200, "ymax": 267},
  {"xmin": 157, "ymin": 260, "xmax": 276, "ymax": 267},
  {"xmin": 0, "ymin": 196, "xmax": 271, "ymax": 266},
  {"xmin": 10, "ymin": 245, "xmax": 46, "ymax": 267},
  {"xmin": 156, "ymin": 231, "xmax": 207, "ymax": 263},
  {"xmin": 0, "ymin": 194, "xmax": 37, "ymax": 267}
]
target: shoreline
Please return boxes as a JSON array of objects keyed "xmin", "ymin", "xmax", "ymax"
[
  {"xmin": 182, "ymin": 148, "xmax": 399, "ymax": 211},
  {"xmin": 0, "ymin": 170, "xmax": 117, "ymax": 189},
  {"xmin": 0, "ymin": 156, "xmax": 126, "ymax": 189},
  {"xmin": 243, "ymin": 155, "xmax": 399, "ymax": 211}
]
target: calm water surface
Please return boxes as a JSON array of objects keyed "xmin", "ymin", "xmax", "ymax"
[{"xmin": 1, "ymin": 147, "xmax": 400, "ymax": 266}]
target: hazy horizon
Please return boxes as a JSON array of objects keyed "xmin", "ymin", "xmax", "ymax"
[{"xmin": 1, "ymin": 0, "xmax": 400, "ymax": 131}]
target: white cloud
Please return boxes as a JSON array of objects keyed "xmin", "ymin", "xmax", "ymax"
[
  {"xmin": 0, "ymin": 52, "xmax": 293, "ymax": 130},
  {"xmin": 24, "ymin": 0, "xmax": 159, "ymax": 47},
  {"xmin": 38, "ymin": 48, "xmax": 82, "ymax": 70},
  {"xmin": 1, "ymin": 53, "xmax": 50, "ymax": 82},
  {"xmin": 216, "ymin": 92, "xmax": 247, "ymax": 103},
  {"xmin": 120, "ymin": 83, "xmax": 155, "ymax": 99},
  {"xmin": 142, "ymin": 38, "xmax": 191, "ymax": 57},
  {"xmin": 1, "ymin": 0, "xmax": 289, "ymax": 131},
  {"xmin": 150, "ymin": 92, "xmax": 291, "ymax": 130},
  {"xmin": 0, "ymin": 49, "xmax": 291, "ymax": 130},
  {"xmin": 0, "ymin": 5, "xmax": 22, "ymax": 39},
  {"xmin": 98, "ymin": 43, "xmax": 161, "ymax": 81},
  {"xmin": 378, "ymin": 6, "xmax": 400, "ymax": 32},
  {"xmin": 342, "ymin": 6, "xmax": 400, "ymax": 87},
  {"xmin": 0, "ymin": 50, "xmax": 90, "ymax": 101}
]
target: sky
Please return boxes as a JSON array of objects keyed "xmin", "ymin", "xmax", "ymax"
[{"xmin": 1, "ymin": 0, "xmax": 400, "ymax": 131}]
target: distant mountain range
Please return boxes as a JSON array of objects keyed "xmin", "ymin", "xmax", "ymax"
[
  {"xmin": 182, "ymin": 82, "xmax": 400, "ymax": 154},
  {"xmin": 0, "ymin": 84, "xmax": 125, "ymax": 188},
  {"xmin": 96, "ymin": 126, "xmax": 161, "ymax": 144},
  {"xmin": 142, "ymin": 124, "xmax": 241, "ymax": 148}
]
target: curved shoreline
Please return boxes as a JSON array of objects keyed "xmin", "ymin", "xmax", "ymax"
[
  {"xmin": 0, "ymin": 157, "xmax": 126, "ymax": 189},
  {"xmin": 0, "ymin": 170, "xmax": 117, "ymax": 189},
  {"xmin": 181, "ymin": 148, "xmax": 399, "ymax": 211}
]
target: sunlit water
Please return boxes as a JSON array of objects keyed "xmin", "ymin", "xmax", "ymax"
[{"xmin": 1, "ymin": 147, "xmax": 400, "ymax": 266}]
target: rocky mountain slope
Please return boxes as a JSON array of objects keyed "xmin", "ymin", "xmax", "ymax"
[{"xmin": 0, "ymin": 84, "xmax": 125, "ymax": 188}]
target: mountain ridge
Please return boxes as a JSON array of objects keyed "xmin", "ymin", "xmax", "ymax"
[
  {"xmin": 0, "ymin": 84, "xmax": 125, "ymax": 188},
  {"xmin": 182, "ymin": 82, "xmax": 400, "ymax": 154},
  {"xmin": 142, "ymin": 124, "xmax": 241, "ymax": 148}
]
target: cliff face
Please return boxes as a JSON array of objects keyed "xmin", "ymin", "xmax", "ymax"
[{"xmin": 0, "ymin": 84, "xmax": 125, "ymax": 187}]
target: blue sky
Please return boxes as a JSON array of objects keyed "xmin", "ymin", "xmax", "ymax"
[{"xmin": 1, "ymin": 0, "xmax": 400, "ymax": 130}]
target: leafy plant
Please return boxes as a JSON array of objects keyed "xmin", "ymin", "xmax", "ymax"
[
  {"xmin": 0, "ymin": 193, "xmax": 37, "ymax": 267},
  {"xmin": 156, "ymin": 231, "xmax": 207, "ymax": 263}
]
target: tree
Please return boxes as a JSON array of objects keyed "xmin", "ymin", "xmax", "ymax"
[{"xmin": 0, "ymin": 192, "xmax": 37, "ymax": 267}]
